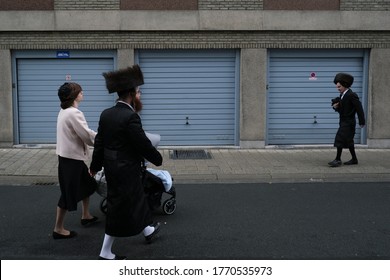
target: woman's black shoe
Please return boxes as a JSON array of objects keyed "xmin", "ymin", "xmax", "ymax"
[
  {"xmin": 52, "ymin": 230, "xmax": 77, "ymax": 240},
  {"xmin": 81, "ymin": 216, "xmax": 98, "ymax": 226}
]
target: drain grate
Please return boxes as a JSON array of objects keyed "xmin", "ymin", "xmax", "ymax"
[
  {"xmin": 32, "ymin": 182, "xmax": 56, "ymax": 186},
  {"xmin": 169, "ymin": 150, "xmax": 212, "ymax": 160}
]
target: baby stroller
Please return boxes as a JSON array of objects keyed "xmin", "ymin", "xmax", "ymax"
[
  {"xmin": 95, "ymin": 132, "xmax": 176, "ymax": 215},
  {"xmin": 95, "ymin": 164, "xmax": 176, "ymax": 216},
  {"xmin": 141, "ymin": 163, "xmax": 176, "ymax": 214}
]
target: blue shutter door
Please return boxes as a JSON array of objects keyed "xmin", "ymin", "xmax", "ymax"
[
  {"xmin": 267, "ymin": 49, "xmax": 366, "ymax": 145},
  {"xmin": 17, "ymin": 58, "xmax": 114, "ymax": 144},
  {"xmin": 138, "ymin": 50, "xmax": 239, "ymax": 146}
]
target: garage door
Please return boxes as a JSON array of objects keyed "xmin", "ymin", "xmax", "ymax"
[
  {"xmin": 16, "ymin": 54, "xmax": 115, "ymax": 144},
  {"xmin": 267, "ymin": 49, "xmax": 368, "ymax": 145},
  {"xmin": 137, "ymin": 49, "xmax": 239, "ymax": 146}
]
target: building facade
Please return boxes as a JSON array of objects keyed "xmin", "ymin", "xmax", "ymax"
[{"xmin": 1, "ymin": 0, "xmax": 389, "ymax": 148}]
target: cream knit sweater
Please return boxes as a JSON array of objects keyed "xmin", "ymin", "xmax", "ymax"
[{"xmin": 56, "ymin": 107, "xmax": 97, "ymax": 161}]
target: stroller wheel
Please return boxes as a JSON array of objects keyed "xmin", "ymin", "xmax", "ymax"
[
  {"xmin": 162, "ymin": 198, "xmax": 176, "ymax": 215},
  {"xmin": 100, "ymin": 198, "xmax": 107, "ymax": 215}
]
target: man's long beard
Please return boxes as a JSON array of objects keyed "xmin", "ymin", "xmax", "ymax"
[{"xmin": 132, "ymin": 98, "xmax": 143, "ymax": 113}]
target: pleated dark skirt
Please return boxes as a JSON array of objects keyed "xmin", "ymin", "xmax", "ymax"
[{"xmin": 57, "ymin": 156, "xmax": 97, "ymax": 211}]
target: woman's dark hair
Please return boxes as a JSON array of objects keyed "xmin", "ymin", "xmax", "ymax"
[{"xmin": 58, "ymin": 82, "xmax": 82, "ymax": 109}]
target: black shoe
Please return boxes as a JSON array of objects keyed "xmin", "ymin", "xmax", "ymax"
[
  {"xmin": 52, "ymin": 230, "xmax": 77, "ymax": 240},
  {"xmin": 344, "ymin": 159, "xmax": 358, "ymax": 165},
  {"xmin": 145, "ymin": 222, "xmax": 161, "ymax": 244},
  {"xmin": 81, "ymin": 216, "xmax": 98, "ymax": 226},
  {"xmin": 98, "ymin": 255, "xmax": 127, "ymax": 260},
  {"xmin": 328, "ymin": 160, "xmax": 342, "ymax": 167}
]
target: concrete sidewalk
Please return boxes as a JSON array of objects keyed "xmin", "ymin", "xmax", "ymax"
[{"xmin": 1, "ymin": 147, "xmax": 390, "ymax": 185}]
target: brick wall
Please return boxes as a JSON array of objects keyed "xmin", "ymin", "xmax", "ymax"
[
  {"xmin": 120, "ymin": 0, "xmax": 198, "ymax": 10},
  {"xmin": 341, "ymin": 0, "xmax": 390, "ymax": 11},
  {"xmin": 53, "ymin": 0, "xmax": 197, "ymax": 10},
  {"xmin": 54, "ymin": 0, "xmax": 119, "ymax": 10},
  {"xmin": 1, "ymin": 0, "xmax": 389, "ymax": 11},
  {"xmin": 1, "ymin": 31, "xmax": 389, "ymax": 49},
  {"xmin": 263, "ymin": 0, "xmax": 339, "ymax": 10},
  {"xmin": 0, "ymin": 0, "xmax": 53, "ymax": 10},
  {"xmin": 198, "ymin": 0, "xmax": 262, "ymax": 10},
  {"xmin": 198, "ymin": 0, "xmax": 390, "ymax": 11},
  {"xmin": 53, "ymin": 0, "xmax": 263, "ymax": 11}
]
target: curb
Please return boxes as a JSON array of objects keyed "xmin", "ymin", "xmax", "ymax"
[{"xmin": 2, "ymin": 172, "xmax": 390, "ymax": 186}]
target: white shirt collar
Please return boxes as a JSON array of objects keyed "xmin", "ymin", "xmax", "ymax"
[
  {"xmin": 117, "ymin": 100, "xmax": 135, "ymax": 111},
  {"xmin": 341, "ymin": 89, "xmax": 349, "ymax": 99}
]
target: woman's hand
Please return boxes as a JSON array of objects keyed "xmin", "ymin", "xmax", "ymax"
[{"xmin": 89, "ymin": 169, "xmax": 97, "ymax": 177}]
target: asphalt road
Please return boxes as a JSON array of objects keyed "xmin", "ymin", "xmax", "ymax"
[{"xmin": 0, "ymin": 182, "xmax": 389, "ymax": 260}]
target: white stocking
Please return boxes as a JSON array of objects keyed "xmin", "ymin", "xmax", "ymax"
[
  {"xmin": 143, "ymin": 225, "xmax": 154, "ymax": 236},
  {"xmin": 99, "ymin": 234, "xmax": 115, "ymax": 259}
]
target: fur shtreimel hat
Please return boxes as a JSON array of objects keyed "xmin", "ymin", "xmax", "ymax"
[
  {"xmin": 333, "ymin": 73, "xmax": 354, "ymax": 88},
  {"xmin": 102, "ymin": 65, "xmax": 144, "ymax": 93}
]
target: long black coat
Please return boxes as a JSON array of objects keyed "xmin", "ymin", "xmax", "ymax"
[
  {"xmin": 90, "ymin": 102, "xmax": 162, "ymax": 237},
  {"xmin": 333, "ymin": 89, "xmax": 365, "ymax": 148}
]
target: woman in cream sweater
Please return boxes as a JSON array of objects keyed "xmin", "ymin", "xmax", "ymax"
[{"xmin": 53, "ymin": 82, "xmax": 98, "ymax": 239}]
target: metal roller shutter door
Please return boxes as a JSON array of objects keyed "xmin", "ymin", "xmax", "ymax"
[
  {"xmin": 16, "ymin": 58, "xmax": 114, "ymax": 144},
  {"xmin": 138, "ymin": 49, "xmax": 239, "ymax": 146},
  {"xmin": 267, "ymin": 49, "xmax": 367, "ymax": 145}
]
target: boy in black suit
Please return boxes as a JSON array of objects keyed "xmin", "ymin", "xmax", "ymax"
[{"xmin": 328, "ymin": 73, "xmax": 365, "ymax": 167}]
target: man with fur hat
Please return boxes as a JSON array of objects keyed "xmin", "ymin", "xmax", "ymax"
[
  {"xmin": 328, "ymin": 72, "xmax": 365, "ymax": 167},
  {"xmin": 90, "ymin": 65, "xmax": 163, "ymax": 260}
]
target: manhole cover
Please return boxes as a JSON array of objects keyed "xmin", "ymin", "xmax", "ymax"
[{"xmin": 169, "ymin": 150, "xmax": 212, "ymax": 160}]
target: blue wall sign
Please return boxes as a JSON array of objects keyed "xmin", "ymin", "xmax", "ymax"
[{"xmin": 56, "ymin": 51, "xmax": 70, "ymax": 58}]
